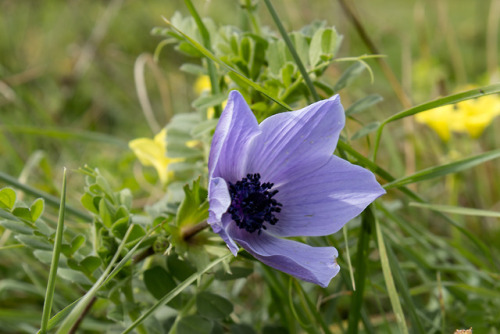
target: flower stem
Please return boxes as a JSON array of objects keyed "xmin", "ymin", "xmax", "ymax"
[{"xmin": 182, "ymin": 221, "xmax": 209, "ymax": 240}]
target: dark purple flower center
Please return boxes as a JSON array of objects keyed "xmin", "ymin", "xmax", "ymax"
[{"xmin": 227, "ymin": 173, "xmax": 282, "ymax": 234}]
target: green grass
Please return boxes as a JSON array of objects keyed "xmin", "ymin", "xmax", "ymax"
[{"xmin": 1, "ymin": 0, "xmax": 500, "ymax": 333}]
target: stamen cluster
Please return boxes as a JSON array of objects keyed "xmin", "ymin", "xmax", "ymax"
[{"xmin": 228, "ymin": 173, "xmax": 282, "ymax": 234}]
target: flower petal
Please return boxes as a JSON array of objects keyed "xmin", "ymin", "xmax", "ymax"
[
  {"xmin": 207, "ymin": 177, "xmax": 239, "ymax": 255},
  {"xmin": 209, "ymin": 90, "xmax": 260, "ymax": 183},
  {"xmin": 228, "ymin": 226, "xmax": 339, "ymax": 287},
  {"xmin": 245, "ymin": 95, "xmax": 344, "ymax": 184},
  {"xmin": 266, "ymin": 155, "xmax": 385, "ymax": 237}
]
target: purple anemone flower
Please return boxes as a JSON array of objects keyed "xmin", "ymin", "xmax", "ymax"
[{"xmin": 208, "ymin": 90, "xmax": 385, "ymax": 287}]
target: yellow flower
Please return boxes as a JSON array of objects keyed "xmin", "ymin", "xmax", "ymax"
[
  {"xmin": 194, "ymin": 75, "xmax": 212, "ymax": 95},
  {"xmin": 416, "ymin": 86, "xmax": 500, "ymax": 140},
  {"xmin": 129, "ymin": 128, "xmax": 181, "ymax": 185},
  {"xmin": 455, "ymin": 94, "xmax": 500, "ymax": 138},
  {"xmin": 415, "ymin": 104, "xmax": 458, "ymax": 141}
]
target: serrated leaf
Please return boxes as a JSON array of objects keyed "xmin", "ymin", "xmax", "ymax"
[
  {"xmin": 350, "ymin": 122, "xmax": 380, "ymax": 140},
  {"xmin": 0, "ymin": 187, "xmax": 16, "ymax": 210},
  {"xmin": 177, "ymin": 315, "xmax": 213, "ymax": 334},
  {"xmin": 30, "ymin": 198, "xmax": 44, "ymax": 221},
  {"xmin": 196, "ymin": 291, "xmax": 233, "ymax": 320},
  {"xmin": 346, "ymin": 94, "xmax": 383, "ymax": 116},
  {"xmin": 176, "ymin": 177, "xmax": 209, "ymax": 227}
]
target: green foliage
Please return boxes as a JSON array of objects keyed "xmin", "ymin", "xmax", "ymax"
[{"xmin": 1, "ymin": 0, "xmax": 500, "ymax": 333}]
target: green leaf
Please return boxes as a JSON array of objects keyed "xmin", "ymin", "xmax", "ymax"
[
  {"xmin": 58, "ymin": 268, "xmax": 93, "ymax": 286},
  {"xmin": 80, "ymin": 256, "xmax": 101, "ymax": 275},
  {"xmin": 177, "ymin": 315, "xmax": 213, "ymax": 334},
  {"xmin": 80, "ymin": 192, "xmax": 98, "ymax": 214},
  {"xmin": 333, "ymin": 62, "xmax": 366, "ymax": 91},
  {"xmin": 12, "ymin": 207, "xmax": 33, "ymax": 222},
  {"xmin": 164, "ymin": 19, "xmax": 291, "ymax": 110},
  {"xmin": 15, "ymin": 235, "xmax": 53, "ymax": 250},
  {"xmin": 410, "ymin": 202, "xmax": 500, "ymax": 218},
  {"xmin": 71, "ymin": 235, "xmax": 86, "ymax": 254},
  {"xmin": 0, "ymin": 220, "xmax": 34, "ymax": 234},
  {"xmin": 350, "ymin": 121, "xmax": 380, "ymax": 140},
  {"xmin": 192, "ymin": 93, "xmax": 227, "ymax": 110},
  {"xmin": 143, "ymin": 266, "xmax": 176, "ymax": 299},
  {"xmin": 231, "ymin": 324, "xmax": 257, "ymax": 334},
  {"xmin": 214, "ymin": 266, "xmax": 253, "ymax": 281},
  {"xmin": 345, "ymin": 94, "xmax": 383, "ymax": 116},
  {"xmin": 121, "ymin": 252, "xmax": 232, "ymax": 334},
  {"xmin": 176, "ymin": 177, "xmax": 209, "ymax": 227},
  {"xmin": 166, "ymin": 253, "xmax": 196, "ymax": 281},
  {"xmin": 196, "ymin": 291, "xmax": 233, "ymax": 320},
  {"xmin": 375, "ymin": 220, "xmax": 409, "ymax": 334},
  {"xmin": 384, "ymin": 149, "xmax": 500, "ymax": 189},
  {"xmin": 30, "ymin": 198, "xmax": 44, "ymax": 222},
  {"xmin": 0, "ymin": 187, "xmax": 16, "ymax": 210},
  {"xmin": 373, "ymin": 83, "xmax": 500, "ymax": 160},
  {"xmin": 309, "ymin": 27, "xmax": 340, "ymax": 67},
  {"xmin": 99, "ymin": 198, "xmax": 113, "ymax": 228}
]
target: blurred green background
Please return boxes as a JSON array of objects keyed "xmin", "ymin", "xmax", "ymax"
[{"xmin": 1, "ymin": 1, "xmax": 500, "ymax": 332}]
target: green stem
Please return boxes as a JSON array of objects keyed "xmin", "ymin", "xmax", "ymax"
[
  {"xmin": 39, "ymin": 168, "xmax": 67, "ymax": 334},
  {"xmin": 243, "ymin": 0, "xmax": 261, "ymax": 35},
  {"xmin": 347, "ymin": 206, "xmax": 374, "ymax": 334},
  {"xmin": 184, "ymin": 0, "xmax": 222, "ymax": 117},
  {"xmin": 263, "ymin": 0, "xmax": 320, "ymax": 101}
]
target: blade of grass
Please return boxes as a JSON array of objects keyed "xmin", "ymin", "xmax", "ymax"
[
  {"xmin": 375, "ymin": 218, "xmax": 409, "ymax": 334},
  {"xmin": 184, "ymin": 0, "xmax": 222, "ymax": 117},
  {"xmin": 410, "ymin": 202, "xmax": 500, "ymax": 218},
  {"xmin": 262, "ymin": 0, "xmax": 320, "ymax": 101},
  {"xmin": 55, "ymin": 224, "xmax": 136, "ymax": 333},
  {"xmin": 162, "ymin": 17, "xmax": 292, "ymax": 111},
  {"xmin": 121, "ymin": 252, "xmax": 232, "ymax": 334},
  {"xmin": 347, "ymin": 206, "xmax": 374, "ymax": 334},
  {"xmin": 385, "ymin": 243, "xmax": 426, "ymax": 334},
  {"xmin": 383, "ymin": 148, "xmax": 500, "ymax": 189},
  {"xmin": 337, "ymin": 140, "xmax": 491, "ymax": 259},
  {"xmin": 39, "ymin": 168, "xmax": 67, "ymax": 334},
  {"xmin": 343, "ymin": 226, "xmax": 356, "ymax": 291},
  {"xmin": 373, "ymin": 83, "xmax": 500, "ymax": 160},
  {"xmin": 0, "ymin": 171, "xmax": 91, "ymax": 221}
]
